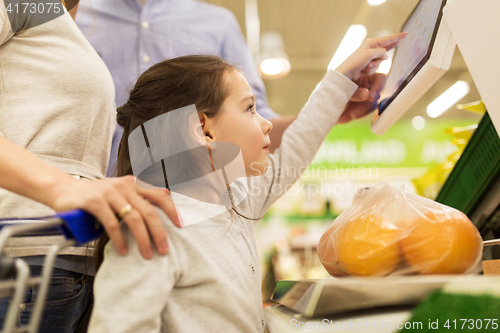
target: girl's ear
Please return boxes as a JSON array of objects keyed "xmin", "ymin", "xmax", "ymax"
[
  {"xmin": 199, "ymin": 113, "xmax": 215, "ymax": 144},
  {"xmin": 198, "ymin": 113, "xmax": 207, "ymax": 129}
]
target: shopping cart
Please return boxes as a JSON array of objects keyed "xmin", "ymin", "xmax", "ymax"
[{"xmin": 0, "ymin": 210, "xmax": 104, "ymax": 333}]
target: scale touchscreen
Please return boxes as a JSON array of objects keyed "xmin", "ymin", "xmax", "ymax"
[{"xmin": 382, "ymin": 0, "xmax": 443, "ymax": 100}]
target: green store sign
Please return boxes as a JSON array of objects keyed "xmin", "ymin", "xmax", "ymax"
[{"xmin": 310, "ymin": 118, "xmax": 477, "ymax": 169}]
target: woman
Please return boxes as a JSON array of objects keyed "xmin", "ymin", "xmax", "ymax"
[{"xmin": 0, "ymin": 1, "xmax": 179, "ymax": 331}]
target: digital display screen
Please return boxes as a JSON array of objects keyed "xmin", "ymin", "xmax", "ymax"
[{"xmin": 379, "ymin": 0, "xmax": 445, "ymax": 111}]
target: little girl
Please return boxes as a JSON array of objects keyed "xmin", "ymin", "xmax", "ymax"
[{"xmin": 89, "ymin": 33, "xmax": 405, "ymax": 332}]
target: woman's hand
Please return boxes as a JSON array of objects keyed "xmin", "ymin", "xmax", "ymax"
[
  {"xmin": 337, "ymin": 73, "xmax": 386, "ymax": 124},
  {"xmin": 335, "ymin": 32, "xmax": 407, "ymax": 123},
  {"xmin": 49, "ymin": 176, "xmax": 181, "ymax": 259}
]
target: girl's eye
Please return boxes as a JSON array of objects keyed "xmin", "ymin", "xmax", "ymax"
[{"xmin": 247, "ymin": 104, "xmax": 255, "ymax": 114}]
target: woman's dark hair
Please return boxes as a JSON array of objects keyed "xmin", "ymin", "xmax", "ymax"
[{"xmin": 95, "ymin": 55, "xmax": 261, "ymax": 267}]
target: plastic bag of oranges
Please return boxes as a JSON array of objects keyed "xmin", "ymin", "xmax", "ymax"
[{"xmin": 317, "ymin": 181, "xmax": 483, "ymax": 277}]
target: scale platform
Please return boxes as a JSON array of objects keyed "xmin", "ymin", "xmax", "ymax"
[{"xmin": 270, "ymin": 275, "xmax": 500, "ymax": 318}]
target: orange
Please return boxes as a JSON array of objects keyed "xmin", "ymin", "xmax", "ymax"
[
  {"xmin": 317, "ymin": 223, "xmax": 348, "ymax": 277},
  {"xmin": 401, "ymin": 210, "xmax": 482, "ymax": 274},
  {"xmin": 331, "ymin": 214, "xmax": 401, "ymax": 277}
]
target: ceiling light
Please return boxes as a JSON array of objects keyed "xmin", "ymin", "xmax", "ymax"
[
  {"xmin": 412, "ymin": 116, "xmax": 426, "ymax": 130},
  {"xmin": 367, "ymin": 0, "xmax": 387, "ymax": 6},
  {"xmin": 426, "ymin": 81, "xmax": 470, "ymax": 118},
  {"xmin": 260, "ymin": 58, "xmax": 289, "ymax": 76},
  {"xmin": 328, "ymin": 25, "xmax": 367, "ymax": 71},
  {"xmin": 259, "ymin": 31, "xmax": 291, "ymax": 79}
]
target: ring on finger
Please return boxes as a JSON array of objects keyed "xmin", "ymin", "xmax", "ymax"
[{"xmin": 119, "ymin": 204, "xmax": 133, "ymax": 219}]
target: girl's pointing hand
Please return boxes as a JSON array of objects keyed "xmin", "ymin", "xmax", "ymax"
[{"xmin": 336, "ymin": 32, "xmax": 407, "ymax": 82}]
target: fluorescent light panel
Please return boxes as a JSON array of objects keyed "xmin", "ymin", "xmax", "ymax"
[
  {"xmin": 368, "ymin": 0, "xmax": 387, "ymax": 6},
  {"xmin": 328, "ymin": 24, "xmax": 367, "ymax": 71},
  {"xmin": 426, "ymin": 81, "xmax": 470, "ymax": 118}
]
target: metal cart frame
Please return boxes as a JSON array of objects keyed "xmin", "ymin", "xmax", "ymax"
[{"xmin": 0, "ymin": 210, "xmax": 103, "ymax": 333}]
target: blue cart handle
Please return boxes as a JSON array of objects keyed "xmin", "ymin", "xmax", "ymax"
[
  {"xmin": 56, "ymin": 210, "xmax": 105, "ymax": 245},
  {"xmin": 0, "ymin": 210, "xmax": 104, "ymax": 246}
]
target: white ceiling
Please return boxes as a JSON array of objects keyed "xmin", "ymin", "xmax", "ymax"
[{"xmin": 202, "ymin": 0, "xmax": 481, "ymax": 122}]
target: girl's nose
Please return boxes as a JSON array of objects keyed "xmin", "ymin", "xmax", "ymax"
[{"xmin": 260, "ymin": 116, "xmax": 273, "ymax": 135}]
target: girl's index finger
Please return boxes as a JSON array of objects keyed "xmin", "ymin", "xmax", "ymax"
[{"xmin": 368, "ymin": 32, "xmax": 408, "ymax": 50}]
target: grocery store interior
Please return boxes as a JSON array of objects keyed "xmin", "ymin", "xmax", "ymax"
[{"xmin": 2, "ymin": 0, "xmax": 500, "ymax": 332}]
